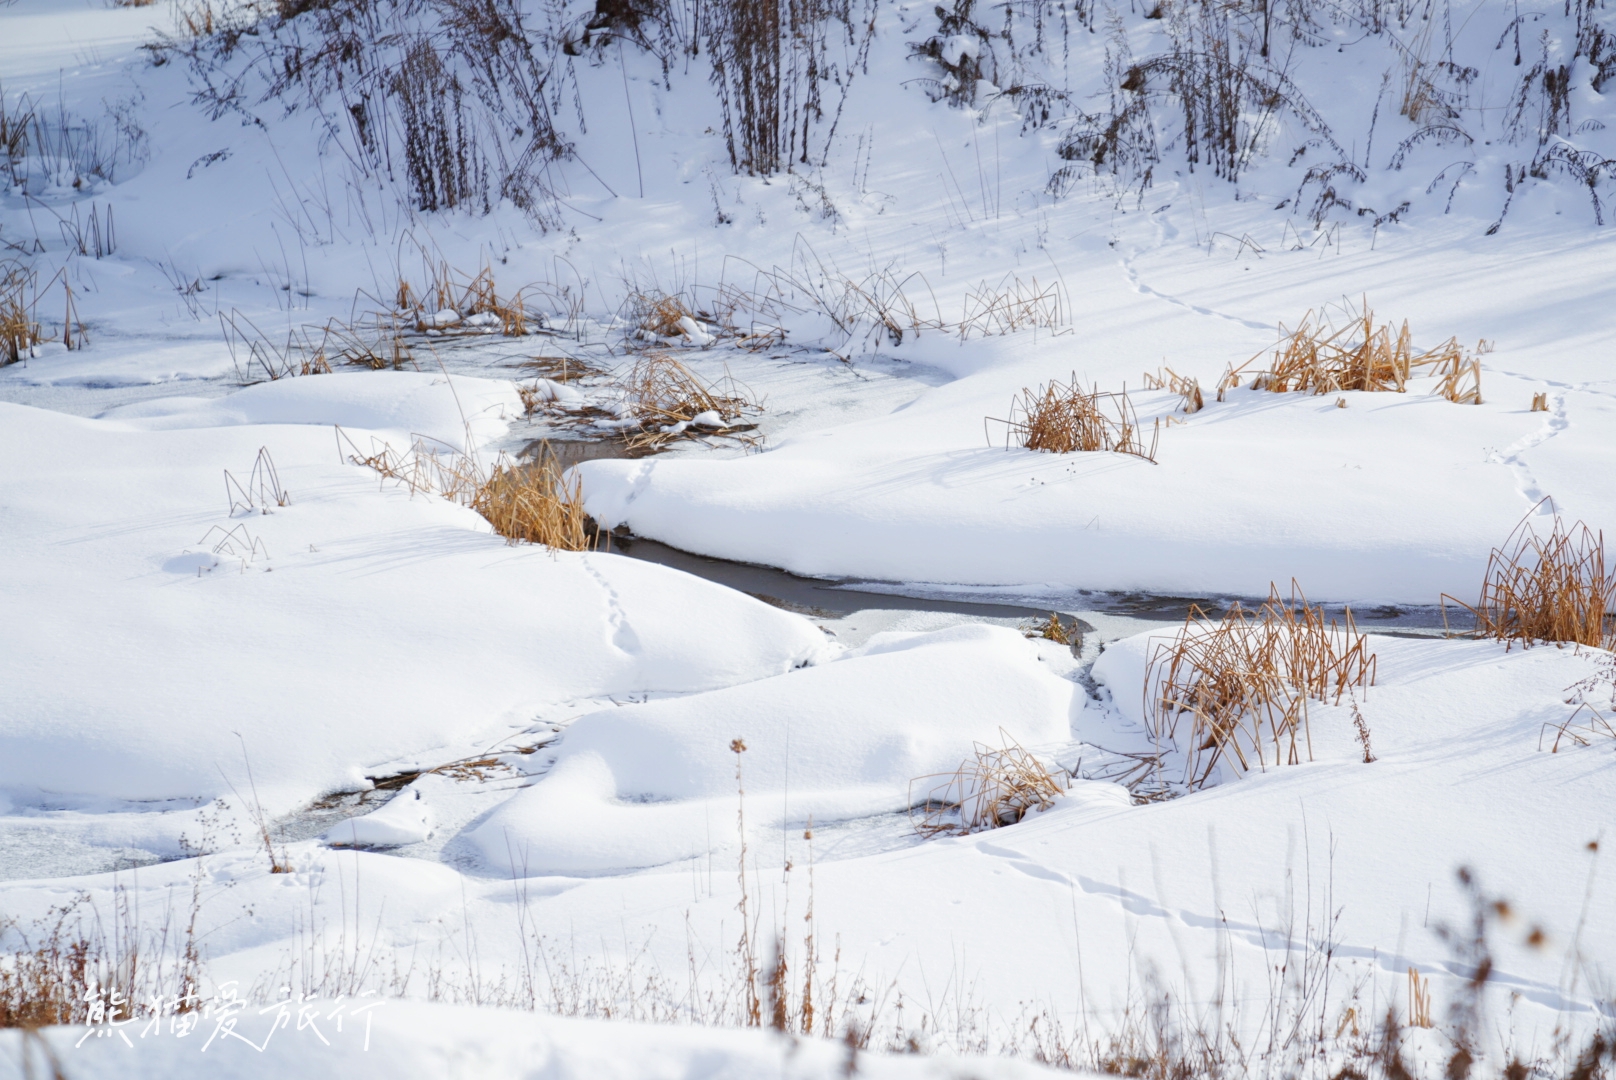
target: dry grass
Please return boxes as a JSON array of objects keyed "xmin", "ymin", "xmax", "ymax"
[
  {"xmin": 519, "ymin": 355, "xmax": 602, "ymax": 384},
  {"xmin": 1144, "ymin": 583, "xmax": 1378, "ymax": 790},
  {"xmin": 958, "ymin": 275, "xmax": 1069, "ymax": 340},
  {"xmin": 319, "ymin": 315, "xmax": 412, "ymax": 371},
  {"xmin": 395, "ymin": 264, "xmax": 531, "ymax": 338},
  {"xmin": 338, "ymin": 428, "xmax": 595, "ymax": 551},
  {"xmin": 224, "ymin": 446, "xmax": 290, "ymax": 514},
  {"xmin": 618, "ymin": 352, "xmax": 762, "ymax": 452},
  {"xmin": 911, "ymin": 733, "xmax": 1068, "ymax": 837},
  {"xmin": 630, "ymin": 291, "xmax": 703, "ymax": 341},
  {"xmin": 1141, "ymin": 366, "xmax": 1205, "ymax": 413},
  {"xmin": 1444, "ymin": 504, "xmax": 1615, "ymax": 651},
  {"xmin": 1, "ymin": 262, "xmax": 41, "ymax": 366},
  {"xmin": 2, "ymin": 882, "xmax": 205, "ymax": 1031},
  {"xmin": 472, "ymin": 459, "xmax": 592, "ymax": 549},
  {"xmin": 220, "ymin": 309, "xmax": 337, "ymax": 382},
  {"xmin": 1026, "ymin": 612, "xmax": 1077, "ymax": 647},
  {"xmin": 1432, "ymin": 351, "xmax": 1484, "ymax": 405},
  {"xmin": 1532, "ymin": 392, "xmax": 1550, "ymax": 412},
  {"xmin": 993, "ymin": 376, "xmax": 1159, "ymax": 461},
  {"xmin": 1543, "ymin": 652, "xmax": 1616, "ymax": 751},
  {"xmin": 1240, "ymin": 306, "xmax": 1483, "ymax": 403}
]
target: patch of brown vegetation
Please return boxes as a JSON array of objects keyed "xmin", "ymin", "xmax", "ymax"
[
  {"xmin": 1237, "ymin": 305, "xmax": 1484, "ymax": 403},
  {"xmin": 912, "ymin": 733, "xmax": 1068, "ymax": 836},
  {"xmin": 994, "ymin": 376, "xmax": 1159, "ymax": 461},
  {"xmin": 1445, "ymin": 503, "xmax": 1615, "ymax": 650},
  {"xmin": 618, "ymin": 352, "xmax": 762, "ymax": 452},
  {"xmin": 1145, "ymin": 582, "xmax": 1377, "ymax": 789},
  {"xmin": 338, "ymin": 428, "xmax": 596, "ymax": 551}
]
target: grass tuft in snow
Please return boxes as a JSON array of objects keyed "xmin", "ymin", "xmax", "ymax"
[
  {"xmin": 1230, "ymin": 305, "xmax": 1483, "ymax": 404},
  {"xmin": 618, "ymin": 352, "xmax": 762, "ymax": 453},
  {"xmin": 0, "ymin": 263, "xmax": 42, "ymax": 367},
  {"xmin": 1145, "ymin": 582, "xmax": 1378, "ymax": 791},
  {"xmin": 911, "ymin": 733, "xmax": 1068, "ymax": 837},
  {"xmin": 1, "ymin": 881, "xmax": 205, "ymax": 1031},
  {"xmin": 1142, "ymin": 366, "xmax": 1205, "ymax": 413},
  {"xmin": 338, "ymin": 428, "xmax": 596, "ymax": 551},
  {"xmin": 993, "ymin": 376, "xmax": 1159, "ymax": 462},
  {"xmin": 1446, "ymin": 503, "xmax": 1616, "ymax": 653}
]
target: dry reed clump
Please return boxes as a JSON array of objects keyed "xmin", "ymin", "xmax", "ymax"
[
  {"xmin": 618, "ymin": 352, "xmax": 762, "ymax": 452},
  {"xmin": 338, "ymin": 428, "xmax": 595, "ymax": 551},
  {"xmin": 1144, "ymin": 583, "xmax": 1378, "ymax": 790},
  {"xmin": 1, "ymin": 262, "xmax": 42, "ymax": 366},
  {"xmin": 991, "ymin": 376, "xmax": 1159, "ymax": 462},
  {"xmin": 395, "ymin": 264, "xmax": 531, "ymax": 338},
  {"xmin": 911, "ymin": 733, "xmax": 1068, "ymax": 837},
  {"xmin": 1444, "ymin": 503, "xmax": 1616, "ymax": 651},
  {"xmin": 1240, "ymin": 306, "xmax": 1484, "ymax": 404},
  {"xmin": 1532, "ymin": 392, "xmax": 1550, "ymax": 412},
  {"xmin": 318, "ymin": 315, "xmax": 413, "ymax": 371},
  {"xmin": 628, "ymin": 290, "xmax": 721, "ymax": 347},
  {"xmin": 220, "ymin": 309, "xmax": 340, "ymax": 382},
  {"xmin": 1141, "ymin": 366, "xmax": 1205, "ymax": 413},
  {"xmin": 471, "ymin": 460, "xmax": 592, "ymax": 549}
]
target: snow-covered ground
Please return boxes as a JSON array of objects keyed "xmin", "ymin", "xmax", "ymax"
[{"xmin": 2, "ymin": 1, "xmax": 1614, "ymax": 1077}]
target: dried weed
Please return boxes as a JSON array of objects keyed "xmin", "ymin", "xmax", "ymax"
[
  {"xmin": 618, "ymin": 352, "xmax": 762, "ymax": 452},
  {"xmin": 1239, "ymin": 305, "xmax": 1484, "ymax": 403},
  {"xmin": 912, "ymin": 733, "xmax": 1068, "ymax": 837},
  {"xmin": 338, "ymin": 428, "xmax": 595, "ymax": 551},
  {"xmin": 1444, "ymin": 502, "xmax": 1615, "ymax": 651},
  {"xmin": 992, "ymin": 376, "xmax": 1159, "ymax": 462},
  {"xmin": 1145, "ymin": 583, "xmax": 1377, "ymax": 790}
]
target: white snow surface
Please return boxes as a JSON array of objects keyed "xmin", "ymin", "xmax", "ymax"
[
  {"xmin": 0, "ymin": 397, "xmax": 829, "ymax": 814},
  {"xmin": 475, "ymin": 624, "xmax": 1080, "ymax": 873},
  {"xmin": 2, "ymin": 1, "xmax": 1616, "ymax": 1075}
]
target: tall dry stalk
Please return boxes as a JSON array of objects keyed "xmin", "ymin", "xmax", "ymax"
[
  {"xmin": 1445, "ymin": 504, "xmax": 1615, "ymax": 650},
  {"xmin": 1145, "ymin": 583, "xmax": 1377, "ymax": 790}
]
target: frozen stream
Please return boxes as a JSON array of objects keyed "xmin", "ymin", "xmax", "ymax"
[{"xmin": 0, "ymin": 333, "xmax": 1468, "ymax": 886}]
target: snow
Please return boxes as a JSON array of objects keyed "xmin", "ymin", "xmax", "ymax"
[
  {"xmin": 473, "ymin": 624, "xmax": 1081, "ymax": 874},
  {"xmin": 328, "ymin": 780, "xmax": 436, "ymax": 848},
  {"xmin": 0, "ymin": 396, "xmax": 829, "ymax": 816},
  {"xmin": 3, "ymin": 0, "xmax": 1616, "ymax": 1075}
]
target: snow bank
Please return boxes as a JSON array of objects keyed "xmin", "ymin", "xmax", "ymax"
[
  {"xmin": 101, "ymin": 371, "xmax": 523, "ymax": 450},
  {"xmin": 0, "ymin": 399, "xmax": 829, "ymax": 814},
  {"xmin": 576, "ymin": 342, "xmax": 1609, "ymax": 605},
  {"xmin": 327, "ymin": 781, "xmax": 435, "ymax": 847},
  {"xmin": 473, "ymin": 624, "xmax": 1081, "ymax": 874}
]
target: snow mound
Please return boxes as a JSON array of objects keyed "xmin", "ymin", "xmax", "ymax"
[
  {"xmin": 0, "ymin": 401, "xmax": 829, "ymax": 815},
  {"xmin": 100, "ymin": 371, "xmax": 522, "ymax": 450},
  {"xmin": 327, "ymin": 782, "xmax": 434, "ymax": 847},
  {"xmin": 473, "ymin": 624, "xmax": 1081, "ymax": 874}
]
